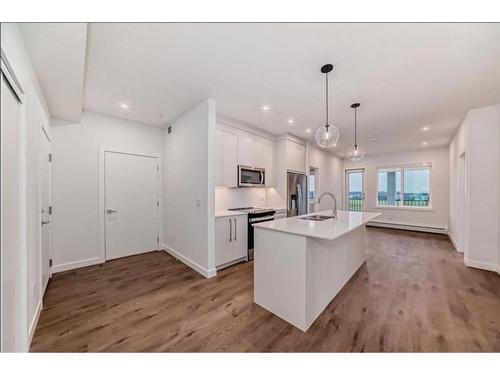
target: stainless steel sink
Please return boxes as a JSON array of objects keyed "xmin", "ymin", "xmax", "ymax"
[{"xmin": 299, "ymin": 215, "xmax": 336, "ymax": 221}]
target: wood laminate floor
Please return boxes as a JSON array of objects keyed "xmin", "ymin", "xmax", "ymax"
[{"xmin": 31, "ymin": 227, "xmax": 500, "ymax": 352}]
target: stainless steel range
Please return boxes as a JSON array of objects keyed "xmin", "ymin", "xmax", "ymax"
[{"xmin": 227, "ymin": 207, "xmax": 276, "ymax": 260}]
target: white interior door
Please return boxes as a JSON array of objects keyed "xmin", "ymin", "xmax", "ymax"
[
  {"xmin": 105, "ymin": 151, "xmax": 159, "ymax": 260},
  {"xmin": 40, "ymin": 129, "xmax": 52, "ymax": 291},
  {"xmin": 1, "ymin": 73, "xmax": 24, "ymax": 351}
]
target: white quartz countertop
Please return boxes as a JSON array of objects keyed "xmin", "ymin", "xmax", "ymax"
[
  {"xmin": 215, "ymin": 210, "xmax": 248, "ymax": 218},
  {"xmin": 215, "ymin": 207, "xmax": 286, "ymax": 218},
  {"xmin": 252, "ymin": 210, "xmax": 381, "ymax": 240}
]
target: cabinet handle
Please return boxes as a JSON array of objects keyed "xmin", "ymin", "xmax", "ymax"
[
  {"xmin": 229, "ymin": 218, "xmax": 232, "ymax": 242},
  {"xmin": 234, "ymin": 218, "xmax": 237, "ymax": 241}
]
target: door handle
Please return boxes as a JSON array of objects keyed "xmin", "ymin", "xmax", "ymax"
[
  {"xmin": 234, "ymin": 218, "xmax": 237, "ymax": 241},
  {"xmin": 41, "ymin": 220, "xmax": 51, "ymax": 225},
  {"xmin": 106, "ymin": 209, "xmax": 117, "ymax": 214},
  {"xmin": 229, "ymin": 218, "xmax": 232, "ymax": 242}
]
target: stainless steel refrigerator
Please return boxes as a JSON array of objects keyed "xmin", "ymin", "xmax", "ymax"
[{"xmin": 287, "ymin": 172, "xmax": 307, "ymax": 217}]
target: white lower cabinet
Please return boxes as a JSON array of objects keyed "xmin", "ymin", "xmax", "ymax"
[{"xmin": 215, "ymin": 215, "xmax": 248, "ymax": 269}]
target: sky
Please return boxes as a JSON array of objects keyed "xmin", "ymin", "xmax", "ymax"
[
  {"xmin": 349, "ymin": 170, "xmax": 430, "ymax": 193},
  {"xmin": 377, "ymin": 170, "xmax": 429, "ymax": 194}
]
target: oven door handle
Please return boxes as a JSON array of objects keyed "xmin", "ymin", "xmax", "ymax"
[{"xmin": 249, "ymin": 215, "xmax": 275, "ymax": 223}]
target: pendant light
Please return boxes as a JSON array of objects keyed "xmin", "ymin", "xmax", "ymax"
[
  {"xmin": 347, "ymin": 102, "xmax": 366, "ymax": 162},
  {"xmin": 315, "ymin": 64, "xmax": 339, "ymax": 148}
]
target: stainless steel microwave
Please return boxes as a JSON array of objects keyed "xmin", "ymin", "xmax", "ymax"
[{"xmin": 238, "ymin": 165, "xmax": 265, "ymax": 187}]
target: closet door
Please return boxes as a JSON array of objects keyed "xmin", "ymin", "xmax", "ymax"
[{"xmin": 1, "ymin": 73, "xmax": 24, "ymax": 352}]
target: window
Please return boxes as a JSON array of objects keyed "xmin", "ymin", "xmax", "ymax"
[
  {"xmin": 308, "ymin": 174, "xmax": 316, "ymax": 202},
  {"xmin": 309, "ymin": 167, "xmax": 318, "ymax": 213},
  {"xmin": 377, "ymin": 165, "xmax": 431, "ymax": 208}
]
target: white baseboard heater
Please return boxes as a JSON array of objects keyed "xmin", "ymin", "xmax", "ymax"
[{"xmin": 367, "ymin": 221, "xmax": 448, "ymax": 234}]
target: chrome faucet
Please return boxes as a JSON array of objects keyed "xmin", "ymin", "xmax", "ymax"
[{"xmin": 317, "ymin": 192, "xmax": 337, "ymax": 218}]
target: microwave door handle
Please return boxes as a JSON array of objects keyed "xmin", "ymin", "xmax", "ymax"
[{"xmin": 260, "ymin": 170, "xmax": 264, "ymax": 185}]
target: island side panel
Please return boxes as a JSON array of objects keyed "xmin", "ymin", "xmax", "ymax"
[
  {"xmin": 254, "ymin": 228, "xmax": 308, "ymax": 331},
  {"xmin": 305, "ymin": 225, "xmax": 367, "ymax": 329}
]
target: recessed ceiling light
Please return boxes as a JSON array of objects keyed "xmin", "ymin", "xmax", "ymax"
[
  {"xmin": 260, "ymin": 105, "xmax": 270, "ymax": 112},
  {"xmin": 421, "ymin": 141, "xmax": 428, "ymax": 146},
  {"xmin": 115, "ymin": 102, "xmax": 130, "ymax": 110},
  {"xmin": 369, "ymin": 136, "xmax": 377, "ymax": 142},
  {"xmin": 305, "ymin": 128, "xmax": 312, "ymax": 133},
  {"xmin": 287, "ymin": 119, "xmax": 294, "ymax": 124},
  {"xmin": 422, "ymin": 126, "xmax": 430, "ymax": 131}
]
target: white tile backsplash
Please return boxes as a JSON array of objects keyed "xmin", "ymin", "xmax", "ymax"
[{"xmin": 215, "ymin": 186, "xmax": 266, "ymax": 211}]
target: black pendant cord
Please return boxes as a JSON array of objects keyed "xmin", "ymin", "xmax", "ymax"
[
  {"xmin": 354, "ymin": 106, "xmax": 357, "ymax": 149},
  {"xmin": 325, "ymin": 73, "xmax": 329, "ymax": 129},
  {"xmin": 351, "ymin": 102, "xmax": 360, "ymax": 150}
]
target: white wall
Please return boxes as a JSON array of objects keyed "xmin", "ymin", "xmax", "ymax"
[
  {"xmin": 342, "ymin": 146, "xmax": 449, "ymax": 230},
  {"xmin": 163, "ymin": 99, "xmax": 216, "ymax": 277},
  {"xmin": 448, "ymin": 118, "xmax": 468, "ymax": 249},
  {"xmin": 51, "ymin": 111, "xmax": 164, "ymax": 272},
  {"xmin": 449, "ymin": 104, "xmax": 500, "ymax": 272},
  {"xmin": 307, "ymin": 144, "xmax": 344, "ymax": 212},
  {"xmin": 1, "ymin": 23, "xmax": 51, "ymax": 350}
]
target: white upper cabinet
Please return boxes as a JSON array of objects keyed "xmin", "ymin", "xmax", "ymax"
[
  {"xmin": 286, "ymin": 140, "xmax": 306, "ymax": 173},
  {"xmin": 215, "ymin": 128, "xmax": 238, "ymax": 187},
  {"xmin": 261, "ymin": 142, "xmax": 274, "ymax": 187},
  {"xmin": 217, "ymin": 122, "xmax": 276, "ymax": 187},
  {"xmin": 237, "ymin": 133, "xmax": 254, "ymax": 167}
]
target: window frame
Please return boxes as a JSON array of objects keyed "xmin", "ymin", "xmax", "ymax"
[{"xmin": 375, "ymin": 163, "xmax": 433, "ymax": 211}]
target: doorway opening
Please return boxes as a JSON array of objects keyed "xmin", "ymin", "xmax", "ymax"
[{"xmin": 309, "ymin": 167, "xmax": 318, "ymax": 213}]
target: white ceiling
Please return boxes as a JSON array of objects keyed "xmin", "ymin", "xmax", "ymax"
[
  {"xmin": 25, "ymin": 23, "xmax": 500, "ymax": 156},
  {"xmin": 20, "ymin": 23, "xmax": 88, "ymax": 123}
]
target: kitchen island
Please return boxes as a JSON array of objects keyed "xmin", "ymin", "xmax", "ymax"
[{"xmin": 253, "ymin": 210, "xmax": 380, "ymax": 331}]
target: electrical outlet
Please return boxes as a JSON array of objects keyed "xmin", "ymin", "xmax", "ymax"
[{"xmin": 196, "ymin": 199, "xmax": 201, "ymax": 207}]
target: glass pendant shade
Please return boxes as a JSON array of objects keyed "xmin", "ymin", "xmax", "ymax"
[
  {"xmin": 347, "ymin": 145, "xmax": 366, "ymax": 162},
  {"xmin": 315, "ymin": 64, "xmax": 339, "ymax": 148},
  {"xmin": 315, "ymin": 124, "xmax": 339, "ymax": 148}
]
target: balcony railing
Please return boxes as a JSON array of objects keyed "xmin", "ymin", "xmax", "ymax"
[
  {"xmin": 348, "ymin": 197, "xmax": 429, "ymax": 211},
  {"xmin": 348, "ymin": 199, "xmax": 363, "ymax": 212},
  {"xmin": 378, "ymin": 199, "xmax": 428, "ymax": 207}
]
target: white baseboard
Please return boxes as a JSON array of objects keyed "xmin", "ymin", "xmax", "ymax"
[
  {"xmin": 464, "ymin": 257, "xmax": 499, "ymax": 273},
  {"xmin": 447, "ymin": 232, "xmax": 463, "ymax": 253},
  {"xmin": 367, "ymin": 221, "xmax": 448, "ymax": 234},
  {"xmin": 28, "ymin": 299, "xmax": 42, "ymax": 347},
  {"xmin": 51, "ymin": 256, "xmax": 102, "ymax": 274},
  {"xmin": 162, "ymin": 244, "xmax": 216, "ymax": 278}
]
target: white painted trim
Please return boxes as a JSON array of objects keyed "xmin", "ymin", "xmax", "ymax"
[
  {"xmin": 51, "ymin": 256, "xmax": 102, "ymax": 274},
  {"xmin": 448, "ymin": 232, "xmax": 463, "ymax": 253},
  {"xmin": 216, "ymin": 115, "xmax": 277, "ymax": 145},
  {"xmin": 367, "ymin": 221, "xmax": 448, "ymax": 234},
  {"xmin": 163, "ymin": 244, "xmax": 217, "ymax": 278},
  {"xmin": 98, "ymin": 146, "xmax": 162, "ymax": 264},
  {"xmin": 1, "ymin": 47, "xmax": 24, "ymax": 102},
  {"xmin": 464, "ymin": 257, "xmax": 498, "ymax": 273},
  {"xmin": 216, "ymin": 256, "xmax": 247, "ymax": 271},
  {"xmin": 374, "ymin": 205, "xmax": 434, "ymax": 212},
  {"xmin": 28, "ymin": 299, "xmax": 42, "ymax": 347}
]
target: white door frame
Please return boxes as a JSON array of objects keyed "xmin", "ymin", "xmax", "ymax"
[
  {"xmin": 98, "ymin": 146, "xmax": 162, "ymax": 263},
  {"xmin": 344, "ymin": 168, "xmax": 366, "ymax": 211},
  {"xmin": 39, "ymin": 124, "xmax": 52, "ymax": 290}
]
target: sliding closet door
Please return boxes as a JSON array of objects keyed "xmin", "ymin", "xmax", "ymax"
[{"xmin": 1, "ymin": 73, "xmax": 24, "ymax": 352}]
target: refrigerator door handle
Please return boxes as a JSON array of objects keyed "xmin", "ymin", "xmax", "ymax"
[{"xmin": 297, "ymin": 184, "xmax": 302, "ymax": 215}]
